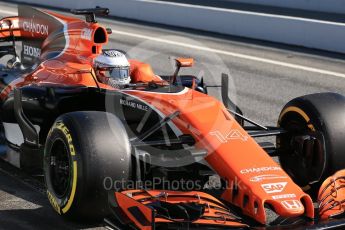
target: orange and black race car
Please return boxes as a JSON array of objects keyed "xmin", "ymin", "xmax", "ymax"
[{"xmin": 1, "ymin": 5, "xmax": 345, "ymax": 230}]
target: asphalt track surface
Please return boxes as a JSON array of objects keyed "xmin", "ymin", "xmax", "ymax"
[{"xmin": 1, "ymin": 1, "xmax": 345, "ymax": 229}]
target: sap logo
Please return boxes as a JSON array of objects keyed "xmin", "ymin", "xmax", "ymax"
[
  {"xmin": 23, "ymin": 45, "xmax": 41, "ymax": 58},
  {"xmin": 23, "ymin": 20, "xmax": 49, "ymax": 36},
  {"xmin": 281, "ymin": 200, "xmax": 303, "ymax": 211},
  {"xmin": 261, "ymin": 182, "xmax": 287, "ymax": 194},
  {"xmin": 81, "ymin": 28, "xmax": 93, "ymax": 41},
  {"xmin": 210, "ymin": 130, "xmax": 248, "ymax": 143}
]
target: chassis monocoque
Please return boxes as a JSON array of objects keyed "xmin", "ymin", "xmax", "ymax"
[{"xmin": 1, "ymin": 5, "xmax": 345, "ymax": 230}]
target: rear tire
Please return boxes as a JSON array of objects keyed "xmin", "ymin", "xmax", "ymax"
[
  {"xmin": 277, "ymin": 93, "xmax": 345, "ymax": 195},
  {"xmin": 44, "ymin": 111, "xmax": 131, "ymax": 220}
]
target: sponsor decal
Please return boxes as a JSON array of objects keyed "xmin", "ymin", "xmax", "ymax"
[
  {"xmin": 55, "ymin": 122, "xmax": 76, "ymax": 156},
  {"xmin": 23, "ymin": 20, "xmax": 49, "ymax": 36},
  {"xmin": 261, "ymin": 182, "xmax": 287, "ymax": 194},
  {"xmin": 53, "ymin": 122, "xmax": 78, "ymax": 214},
  {"xmin": 250, "ymin": 174, "xmax": 288, "ymax": 182},
  {"xmin": 104, "ymin": 50, "xmax": 124, "ymax": 57},
  {"xmin": 281, "ymin": 200, "xmax": 303, "ymax": 211},
  {"xmin": 240, "ymin": 166, "xmax": 282, "ymax": 174},
  {"xmin": 47, "ymin": 190, "xmax": 61, "ymax": 214},
  {"xmin": 210, "ymin": 130, "xmax": 248, "ymax": 143},
  {"xmin": 120, "ymin": 98, "xmax": 149, "ymax": 111},
  {"xmin": 23, "ymin": 45, "xmax": 41, "ymax": 58},
  {"xmin": 272, "ymin": 194, "xmax": 296, "ymax": 200},
  {"xmin": 81, "ymin": 28, "xmax": 93, "ymax": 41}
]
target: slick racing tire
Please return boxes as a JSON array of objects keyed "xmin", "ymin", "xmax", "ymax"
[
  {"xmin": 277, "ymin": 93, "xmax": 345, "ymax": 195},
  {"xmin": 44, "ymin": 111, "xmax": 131, "ymax": 220}
]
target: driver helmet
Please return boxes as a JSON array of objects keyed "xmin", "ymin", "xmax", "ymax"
[{"xmin": 94, "ymin": 50, "xmax": 131, "ymax": 87}]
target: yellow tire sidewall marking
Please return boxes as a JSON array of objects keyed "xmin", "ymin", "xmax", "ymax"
[
  {"xmin": 47, "ymin": 121, "xmax": 78, "ymax": 214},
  {"xmin": 47, "ymin": 190, "xmax": 61, "ymax": 214},
  {"xmin": 62, "ymin": 161, "xmax": 77, "ymax": 213},
  {"xmin": 279, "ymin": 106, "xmax": 316, "ymax": 131}
]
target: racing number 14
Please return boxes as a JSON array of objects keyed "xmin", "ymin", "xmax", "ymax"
[{"xmin": 210, "ymin": 130, "xmax": 248, "ymax": 143}]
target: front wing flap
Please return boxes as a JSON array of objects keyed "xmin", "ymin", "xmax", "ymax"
[{"xmin": 108, "ymin": 189, "xmax": 248, "ymax": 229}]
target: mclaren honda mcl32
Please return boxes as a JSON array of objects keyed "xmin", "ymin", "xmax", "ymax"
[{"xmin": 1, "ymin": 5, "xmax": 345, "ymax": 230}]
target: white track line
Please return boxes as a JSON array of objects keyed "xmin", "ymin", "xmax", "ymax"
[
  {"xmin": 111, "ymin": 30, "xmax": 345, "ymax": 79},
  {"xmin": 0, "ymin": 9, "xmax": 16, "ymax": 15},
  {"xmin": 1, "ymin": 8, "xmax": 345, "ymax": 79}
]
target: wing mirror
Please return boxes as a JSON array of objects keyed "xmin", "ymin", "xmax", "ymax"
[
  {"xmin": 175, "ymin": 58, "xmax": 194, "ymax": 68},
  {"xmin": 171, "ymin": 57, "xmax": 194, "ymax": 83}
]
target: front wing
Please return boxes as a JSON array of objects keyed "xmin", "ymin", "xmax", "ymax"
[{"xmin": 106, "ymin": 189, "xmax": 345, "ymax": 230}]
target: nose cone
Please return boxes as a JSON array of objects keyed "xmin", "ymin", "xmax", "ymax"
[
  {"xmin": 273, "ymin": 199, "xmax": 305, "ymax": 216},
  {"xmin": 261, "ymin": 194, "xmax": 314, "ymax": 224}
]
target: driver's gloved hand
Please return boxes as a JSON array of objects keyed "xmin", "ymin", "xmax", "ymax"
[{"xmin": 7, "ymin": 56, "xmax": 21, "ymax": 69}]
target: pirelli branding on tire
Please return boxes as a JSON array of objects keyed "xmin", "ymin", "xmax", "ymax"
[{"xmin": 46, "ymin": 121, "xmax": 78, "ymax": 215}]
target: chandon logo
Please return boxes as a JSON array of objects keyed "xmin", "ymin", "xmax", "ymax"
[
  {"xmin": 23, "ymin": 20, "xmax": 49, "ymax": 36},
  {"xmin": 240, "ymin": 166, "xmax": 282, "ymax": 174}
]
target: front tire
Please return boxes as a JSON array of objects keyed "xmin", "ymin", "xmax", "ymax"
[
  {"xmin": 44, "ymin": 111, "xmax": 131, "ymax": 220},
  {"xmin": 277, "ymin": 93, "xmax": 345, "ymax": 194}
]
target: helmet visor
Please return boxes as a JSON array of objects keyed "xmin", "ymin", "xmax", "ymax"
[
  {"xmin": 101, "ymin": 67, "xmax": 131, "ymax": 85},
  {"xmin": 110, "ymin": 67, "xmax": 130, "ymax": 80}
]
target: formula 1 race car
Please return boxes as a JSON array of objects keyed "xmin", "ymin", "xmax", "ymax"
[{"xmin": 1, "ymin": 5, "xmax": 345, "ymax": 230}]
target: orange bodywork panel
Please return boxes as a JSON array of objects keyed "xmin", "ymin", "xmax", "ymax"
[
  {"xmin": 124, "ymin": 89, "xmax": 315, "ymax": 224},
  {"xmin": 0, "ymin": 7, "xmax": 108, "ymax": 99},
  {"xmin": 129, "ymin": 60, "xmax": 163, "ymax": 83}
]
